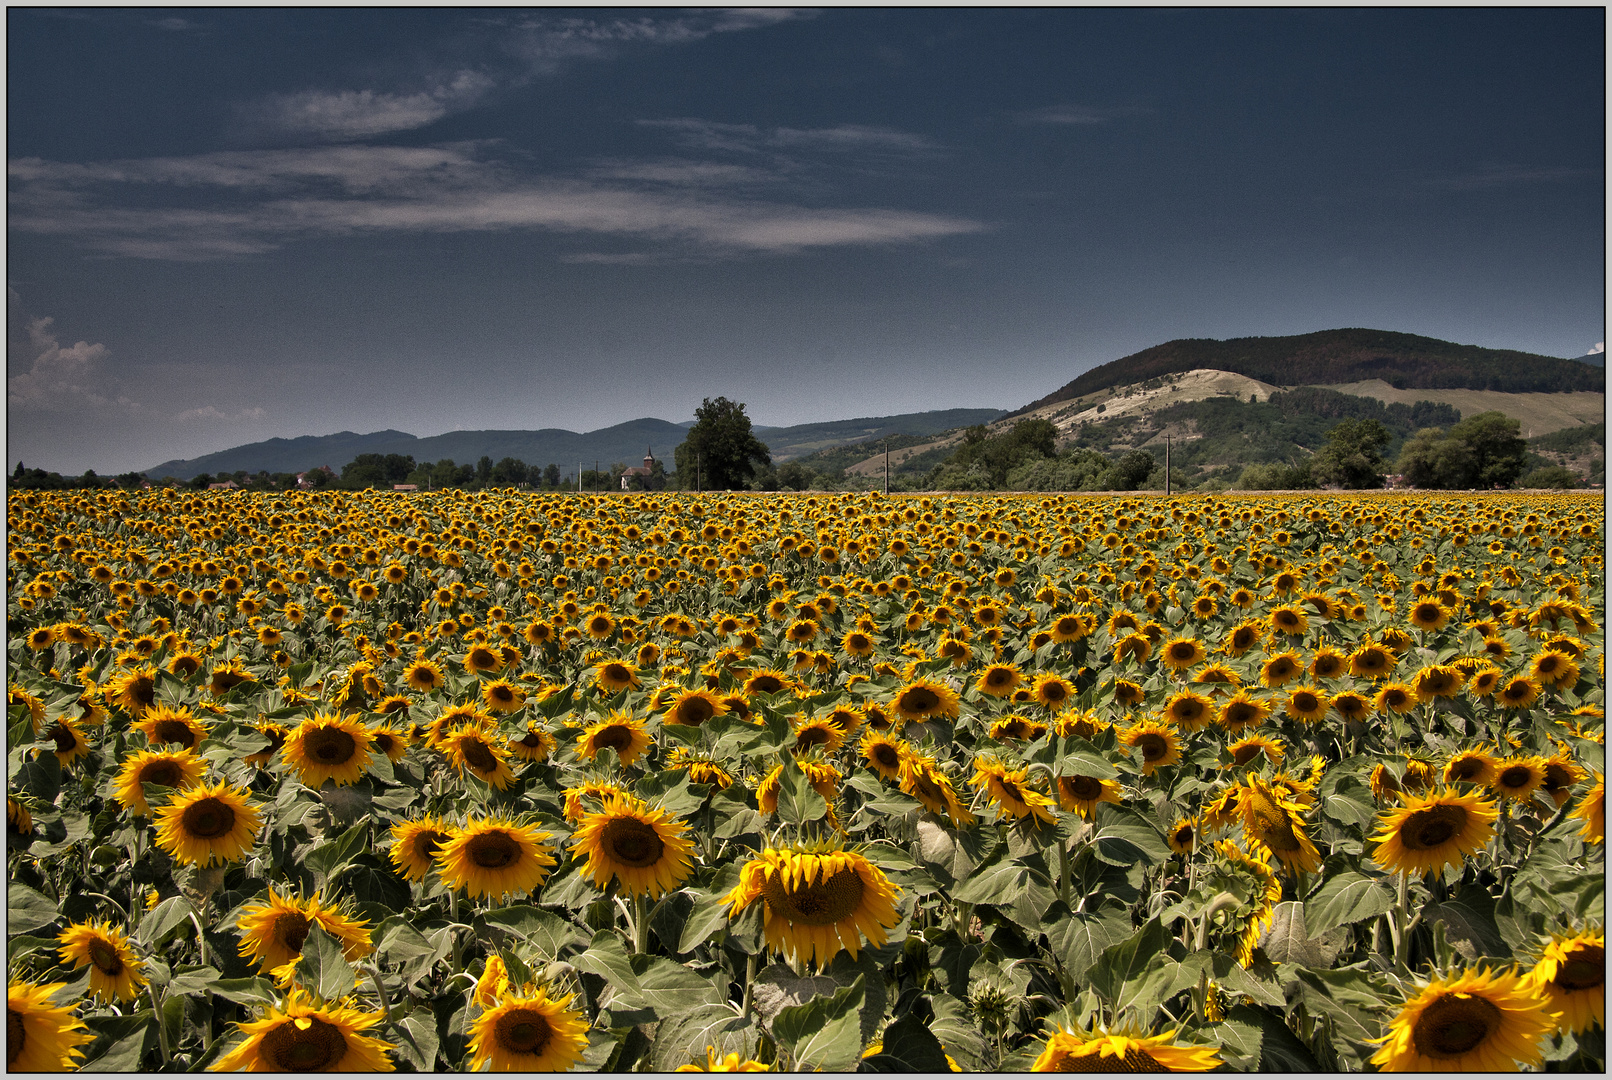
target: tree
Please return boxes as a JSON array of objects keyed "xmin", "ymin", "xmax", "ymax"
[
  {"xmin": 476, "ymin": 456, "xmax": 493, "ymax": 487},
  {"xmin": 341, "ymin": 453, "xmax": 415, "ymax": 488},
  {"xmin": 1101, "ymin": 449, "xmax": 1157, "ymax": 491},
  {"xmin": 1518, "ymin": 465, "xmax": 1580, "ymax": 489},
  {"xmin": 673, "ymin": 397, "xmax": 771, "ymax": 491},
  {"xmin": 491, "ymin": 457, "xmax": 529, "ymax": 486},
  {"xmin": 1309, "ymin": 418, "xmax": 1390, "ymax": 489},
  {"xmin": 1396, "ymin": 411, "xmax": 1527, "ymax": 489},
  {"xmin": 542, "ymin": 463, "xmax": 561, "ymax": 489},
  {"xmin": 777, "ymin": 461, "xmax": 816, "ymax": 491}
]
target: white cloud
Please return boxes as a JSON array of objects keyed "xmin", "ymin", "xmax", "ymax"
[
  {"xmin": 1589, "ymin": 342, "xmax": 1604, "ymax": 355},
  {"xmin": 150, "ymin": 17, "xmax": 199, "ymax": 31},
  {"xmin": 5, "ymin": 304, "xmax": 143, "ymax": 414},
  {"xmin": 245, "ymin": 71, "xmax": 496, "ymax": 140},
  {"xmin": 175, "ymin": 405, "xmax": 268, "ymax": 423},
  {"xmin": 9, "ymin": 143, "xmax": 984, "ymax": 260},
  {"xmin": 1016, "ymin": 104, "xmax": 1151, "ymax": 126},
  {"xmin": 642, "ymin": 118, "xmax": 940, "ymax": 155}
]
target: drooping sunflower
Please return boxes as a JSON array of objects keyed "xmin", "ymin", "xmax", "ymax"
[
  {"xmin": 1056, "ymin": 773, "xmax": 1123, "ymax": 820},
  {"xmin": 282, "ymin": 711, "xmax": 375, "ymax": 789},
  {"xmin": 8, "ymin": 795, "xmax": 33, "ymax": 837},
  {"xmin": 725, "ymin": 846, "xmax": 902, "ymax": 967},
  {"xmin": 577, "ymin": 712, "xmax": 652, "ymax": 767},
  {"xmin": 562, "ymin": 780, "xmax": 631, "ymax": 822},
  {"xmin": 6, "ymin": 979, "xmax": 93, "ymax": 1071},
  {"xmin": 971, "ymin": 756, "xmax": 1058, "ymax": 825},
  {"xmin": 1368, "ymin": 965, "xmax": 1553, "ymax": 1071},
  {"xmin": 435, "ymin": 816, "xmax": 558, "ymax": 901},
  {"xmin": 1371, "ymin": 788, "xmax": 1498, "ymax": 879},
  {"xmin": 1031, "ymin": 1026, "xmax": 1222, "ymax": 1072},
  {"xmin": 466, "ymin": 986, "xmax": 591, "ymax": 1073},
  {"xmin": 443, "ymin": 723, "xmax": 518, "ymax": 790},
  {"xmin": 1239, "ymin": 776, "xmax": 1321, "ymax": 875},
  {"xmin": 898, "ymin": 755, "xmax": 975, "ymax": 826},
  {"xmin": 1539, "ymin": 754, "xmax": 1586, "ymax": 809},
  {"xmin": 663, "ymin": 688, "xmax": 728, "ymax": 728},
  {"xmin": 58, "ymin": 920, "xmax": 147, "ymax": 1003},
  {"xmin": 211, "ymin": 987, "xmax": 394, "ymax": 1072},
  {"xmin": 1121, "ymin": 721, "xmax": 1181, "ymax": 775},
  {"xmin": 113, "ymin": 747, "xmax": 207, "ymax": 816},
  {"xmin": 1570, "ymin": 772, "xmax": 1604, "ymax": 843},
  {"xmin": 153, "ymin": 779, "xmax": 262, "ymax": 866},
  {"xmin": 236, "ymin": 887, "xmax": 373, "ymax": 974},
  {"xmin": 134, "ymin": 702, "xmax": 211, "ymax": 750},
  {"xmin": 389, "ymin": 815, "xmax": 457, "ymax": 881},
  {"xmin": 892, "ymin": 678, "xmax": 962, "ymax": 722},
  {"xmin": 570, "ymin": 794, "xmax": 695, "ymax": 899},
  {"xmin": 1526, "ymin": 930, "xmax": 1605, "ymax": 1035},
  {"xmin": 859, "ymin": 731, "xmax": 908, "ymax": 782}
]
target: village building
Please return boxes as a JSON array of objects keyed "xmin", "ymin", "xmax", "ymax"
[{"xmin": 621, "ymin": 448, "xmax": 656, "ymax": 490}]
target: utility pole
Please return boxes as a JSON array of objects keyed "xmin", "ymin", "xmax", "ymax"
[
  {"xmin": 883, "ymin": 439, "xmax": 890, "ymax": 497},
  {"xmin": 696, "ymin": 451, "xmax": 702, "ymax": 494},
  {"xmin": 1164, "ymin": 436, "xmax": 1172, "ymax": 496},
  {"xmin": 577, "ymin": 463, "xmax": 582, "ymax": 495},
  {"xmin": 595, "ymin": 460, "xmax": 599, "ymax": 495}
]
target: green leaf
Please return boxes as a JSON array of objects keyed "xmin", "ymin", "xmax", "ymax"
[
  {"xmin": 1259, "ymin": 901, "xmax": 1347, "ymax": 968},
  {"xmin": 342, "ymin": 855, "xmax": 412, "ymax": 911},
  {"xmin": 14, "ymin": 750, "xmax": 62, "ymax": 803},
  {"xmin": 649, "ymin": 1004, "xmax": 758, "ymax": 1072},
  {"xmin": 775, "ymin": 756, "xmax": 828, "ymax": 824},
  {"xmin": 772, "ymin": 974, "xmax": 866, "ymax": 1073},
  {"xmin": 1212, "ymin": 1016, "xmax": 1264, "ymax": 1070},
  {"xmin": 8, "ymin": 882, "xmax": 60, "ymax": 933},
  {"xmin": 289, "ymin": 924, "xmax": 357, "ymax": 1001},
  {"xmin": 166, "ymin": 965, "xmax": 222, "ymax": 997},
  {"xmin": 139, "ymin": 896, "xmax": 197, "ymax": 947},
  {"xmin": 1088, "ymin": 918, "xmax": 1169, "ymax": 1008},
  {"xmin": 1318, "ymin": 774, "xmax": 1375, "ymax": 829},
  {"xmin": 389, "ymin": 1008, "xmax": 440, "ymax": 1072},
  {"xmin": 1090, "ymin": 805, "xmax": 1170, "ymax": 866},
  {"xmin": 376, "ymin": 921, "xmax": 449, "ymax": 985},
  {"xmin": 208, "ymin": 977, "xmax": 280, "ymax": 1006},
  {"xmin": 570, "ymin": 931, "xmax": 724, "ymax": 1024},
  {"xmin": 80, "ymin": 1015, "xmax": 151, "ymax": 1071},
  {"xmin": 927, "ymin": 992, "xmax": 986, "ymax": 1072},
  {"xmin": 1304, "ymin": 872, "xmax": 1395, "ymax": 937},
  {"xmin": 861, "ymin": 1009, "xmax": 951, "ymax": 1072},
  {"xmin": 481, "ymin": 906, "xmax": 586, "ymax": 959},
  {"xmin": 305, "ymin": 820, "xmax": 370, "ymax": 885},
  {"xmin": 1424, "ymin": 894, "xmax": 1511, "ymax": 962},
  {"xmin": 633, "ymin": 768, "xmax": 708, "ymax": 818},
  {"xmin": 1226, "ymin": 1004, "xmax": 1320, "ymax": 1071},
  {"xmin": 950, "ymin": 846, "xmax": 1052, "ymax": 907},
  {"xmin": 1048, "ymin": 906, "xmax": 1133, "ymax": 985},
  {"xmin": 678, "ymin": 863, "xmax": 743, "ymax": 954}
]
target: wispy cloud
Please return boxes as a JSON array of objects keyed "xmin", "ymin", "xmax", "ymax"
[
  {"xmin": 6, "ymin": 290, "xmax": 140, "ymax": 413},
  {"xmin": 642, "ymin": 118, "xmax": 941, "ymax": 156},
  {"xmin": 1590, "ymin": 342, "xmax": 1604, "ymax": 356},
  {"xmin": 1015, "ymin": 104, "xmax": 1151, "ymax": 126},
  {"xmin": 9, "ymin": 143, "xmax": 984, "ymax": 261},
  {"xmin": 501, "ymin": 9, "xmax": 809, "ymax": 71},
  {"xmin": 175, "ymin": 405, "xmax": 268, "ymax": 423},
  {"xmin": 1432, "ymin": 163, "xmax": 1598, "ymax": 191},
  {"xmin": 244, "ymin": 72, "xmax": 496, "ymax": 141},
  {"xmin": 150, "ymin": 16, "xmax": 200, "ymax": 32}
]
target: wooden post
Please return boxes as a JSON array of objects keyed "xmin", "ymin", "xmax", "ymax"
[
  {"xmin": 1164, "ymin": 437, "xmax": 1172, "ymax": 496},
  {"xmin": 884, "ymin": 440, "xmax": 890, "ymax": 497},
  {"xmin": 577, "ymin": 463, "xmax": 582, "ymax": 494}
]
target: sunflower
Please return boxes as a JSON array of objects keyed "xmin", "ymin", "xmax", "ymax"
[
  {"xmin": 971, "ymin": 756, "xmax": 1058, "ymax": 825},
  {"xmin": 236, "ymin": 887, "xmax": 373, "ymax": 974},
  {"xmin": 58, "ymin": 920, "xmax": 147, "ymax": 1003},
  {"xmin": 1224, "ymin": 734, "xmax": 1285, "ymax": 771},
  {"xmin": 1490, "ymin": 757, "xmax": 1547, "ymax": 802},
  {"xmin": 1031, "ymin": 1026, "xmax": 1222, "ymax": 1072},
  {"xmin": 1056, "ymin": 773, "xmax": 1123, "ymax": 820},
  {"xmin": 389, "ymin": 815, "xmax": 457, "ymax": 881},
  {"xmin": 1121, "ymin": 721, "xmax": 1181, "ymax": 775},
  {"xmin": 1110, "ymin": 678, "xmax": 1146, "ymax": 708},
  {"xmin": 6, "ymin": 979, "xmax": 93, "ymax": 1071},
  {"xmin": 1570, "ymin": 772, "xmax": 1604, "ymax": 843},
  {"xmin": 208, "ymin": 659, "xmax": 253, "ymax": 697},
  {"xmin": 1349, "ymin": 641, "xmax": 1397, "ymax": 679},
  {"xmin": 899, "ymin": 755, "xmax": 975, "ymax": 826},
  {"xmin": 1308, "ymin": 646, "xmax": 1349, "ymax": 681},
  {"xmin": 1539, "ymin": 754, "xmax": 1586, "ymax": 809},
  {"xmin": 106, "ymin": 665, "xmax": 159, "ymax": 716},
  {"xmin": 1216, "ymin": 691, "xmax": 1271, "ymax": 734},
  {"xmin": 1530, "ymin": 650, "xmax": 1580, "ymax": 688},
  {"xmin": 571, "ymin": 794, "xmax": 695, "ymax": 899},
  {"xmin": 592, "ymin": 659, "xmax": 641, "ymax": 695},
  {"xmin": 135, "ymin": 703, "xmax": 211, "ymax": 750},
  {"xmin": 1159, "ymin": 636, "xmax": 1207, "ymax": 671},
  {"xmin": 1269, "ymin": 605, "xmax": 1310, "ymax": 637},
  {"xmin": 466, "ymin": 986, "xmax": 590, "ymax": 1073},
  {"xmin": 1112, "ymin": 632, "xmax": 1153, "ymax": 665},
  {"xmin": 509, "ymin": 724, "xmax": 558, "ymax": 763},
  {"xmin": 667, "ymin": 747, "xmax": 734, "ymax": 788},
  {"xmin": 743, "ymin": 669, "xmax": 794, "ymax": 697},
  {"xmin": 1239, "ymin": 776, "xmax": 1321, "ymax": 874},
  {"xmin": 790, "ymin": 715, "xmax": 845, "ymax": 756},
  {"xmin": 676, "ymin": 1048, "xmax": 771, "ymax": 1072},
  {"xmin": 1284, "ymin": 686, "xmax": 1330, "ymax": 724},
  {"xmin": 153, "ymin": 780, "xmax": 261, "ymax": 866},
  {"xmin": 212, "ymin": 987, "xmax": 394, "ymax": 1072},
  {"xmin": 841, "ymin": 629, "xmax": 877, "ymax": 658},
  {"xmin": 725, "ymin": 846, "xmax": 902, "ymax": 967},
  {"xmin": 1374, "ymin": 682, "xmax": 1419, "ymax": 715},
  {"xmin": 1369, "ymin": 965, "xmax": 1553, "ymax": 1071},
  {"xmin": 436, "ymin": 816, "xmax": 558, "ymax": 901},
  {"xmin": 975, "ymin": 663, "xmax": 1022, "ymax": 698},
  {"xmin": 1407, "ymin": 599, "xmax": 1451, "ymax": 632},
  {"xmin": 1259, "ymin": 651, "xmax": 1304, "ymax": 688},
  {"xmin": 1330, "ymin": 690, "xmax": 1373, "ymax": 723},
  {"xmin": 444, "ymin": 723, "xmax": 518, "ymax": 790},
  {"xmin": 402, "ymin": 657, "xmax": 445, "ymax": 693},
  {"xmin": 1370, "ymin": 764, "xmax": 1403, "ymax": 804},
  {"xmin": 368, "ymin": 724, "xmax": 410, "ymax": 763},
  {"xmin": 892, "ymin": 678, "xmax": 962, "ymax": 722},
  {"xmin": 1412, "ymin": 664, "xmax": 1466, "ymax": 702},
  {"xmin": 40, "ymin": 717, "xmax": 91, "ymax": 767},
  {"xmin": 1028, "ymin": 673, "xmax": 1074, "ymax": 712},
  {"xmin": 1162, "ymin": 689, "xmax": 1214, "ymax": 732},
  {"xmin": 562, "ymin": 780, "xmax": 631, "ymax": 822},
  {"xmin": 756, "ymin": 760, "xmax": 840, "ymax": 814},
  {"xmin": 282, "ymin": 711, "xmax": 375, "ymax": 789},
  {"xmin": 1166, "ymin": 816, "xmax": 1196, "ymax": 854},
  {"xmin": 1526, "ymin": 930, "xmax": 1605, "ymax": 1035},
  {"xmin": 583, "ymin": 610, "xmax": 618, "ymax": 640},
  {"xmin": 112, "ymin": 746, "xmax": 207, "ymax": 816},
  {"xmin": 1210, "ymin": 840, "xmax": 1283, "ymax": 967},
  {"xmin": 481, "ymin": 678, "xmax": 527, "ymax": 714},
  {"xmin": 1193, "ymin": 662, "xmax": 1240, "ymax": 686},
  {"xmin": 1371, "ymin": 788, "xmax": 1498, "ymax": 879},
  {"xmin": 989, "ymin": 714, "xmax": 1049, "ymax": 742},
  {"xmin": 1494, "ymin": 672, "xmax": 1543, "ymax": 709},
  {"xmin": 1443, "ymin": 747, "xmax": 1498, "ymax": 787},
  {"xmin": 859, "ymin": 731, "xmax": 908, "ymax": 781},
  {"xmin": 8, "ymin": 796, "xmax": 34, "ymax": 837},
  {"xmin": 663, "ymin": 688, "xmax": 728, "ymax": 728},
  {"xmin": 1222, "ymin": 621, "xmax": 1263, "ymax": 657},
  {"xmin": 577, "ymin": 712, "xmax": 652, "ymax": 767}
]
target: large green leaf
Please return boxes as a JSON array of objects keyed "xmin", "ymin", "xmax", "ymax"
[
  {"xmin": 860, "ymin": 1009, "xmax": 951, "ymax": 1072},
  {"xmin": 649, "ymin": 1004, "xmax": 758, "ymax": 1071},
  {"xmin": 1226, "ymin": 1004, "xmax": 1320, "ymax": 1072},
  {"xmin": 950, "ymin": 846, "xmax": 1053, "ymax": 906},
  {"xmin": 678, "ymin": 863, "xmax": 744, "ymax": 954},
  {"xmin": 1090, "ymin": 805, "xmax": 1170, "ymax": 866},
  {"xmin": 8, "ymin": 882, "xmax": 60, "ymax": 933},
  {"xmin": 1425, "ymin": 892, "xmax": 1511, "ymax": 962},
  {"xmin": 772, "ymin": 975, "xmax": 866, "ymax": 1073},
  {"xmin": 775, "ymin": 756, "xmax": 828, "ymax": 824},
  {"xmin": 1047, "ymin": 906, "xmax": 1132, "ymax": 985},
  {"xmin": 288, "ymin": 924, "xmax": 357, "ymax": 1001},
  {"xmin": 1304, "ymin": 872, "xmax": 1395, "ymax": 936},
  {"xmin": 570, "ymin": 931, "xmax": 725, "ymax": 1024},
  {"xmin": 305, "ymin": 819, "xmax": 370, "ymax": 885},
  {"xmin": 480, "ymin": 906, "xmax": 586, "ymax": 959},
  {"xmin": 1087, "ymin": 918, "xmax": 1170, "ymax": 1007},
  {"xmin": 389, "ymin": 1008, "xmax": 440, "ymax": 1071}
]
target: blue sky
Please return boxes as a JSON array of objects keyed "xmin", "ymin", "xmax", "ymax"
[{"xmin": 8, "ymin": 7, "xmax": 1604, "ymax": 474}]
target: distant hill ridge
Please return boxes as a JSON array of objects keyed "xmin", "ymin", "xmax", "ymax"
[
  {"xmin": 142, "ymin": 408, "xmax": 1006, "ymax": 481},
  {"xmin": 1008, "ymin": 328, "xmax": 1605, "ymax": 418}
]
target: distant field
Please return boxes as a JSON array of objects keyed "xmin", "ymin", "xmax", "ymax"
[{"xmin": 1319, "ymin": 380, "xmax": 1604, "ymax": 437}]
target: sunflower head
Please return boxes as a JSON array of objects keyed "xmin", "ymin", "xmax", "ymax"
[
  {"xmin": 467, "ymin": 986, "xmax": 591, "ymax": 1073},
  {"xmin": 1369, "ymin": 965, "xmax": 1555, "ymax": 1072},
  {"xmin": 58, "ymin": 920, "xmax": 147, "ymax": 1003},
  {"xmin": 1525, "ymin": 930, "xmax": 1605, "ymax": 1035},
  {"xmin": 113, "ymin": 746, "xmax": 208, "ymax": 816},
  {"xmin": 725, "ymin": 846, "xmax": 902, "ymax": 967},
  {"xmin": 212, "ymin": 988, "xmax": 394, "ymax": 1073},
  {"xmin": 389, "ymin": 815, "xmax": 457, "ymax": 881},
  {"xmin": 153, "ymin": 779, "xmax": 261, "ymax": 867},
  {"xmin": 7, "ymin": 978, "xmax": 94, "ymax": 1072},
  {"xmin": 571, "ymin": 794, "xmax": 695, "ymax": 898},
  {"xmin": 282, "ymin": 711, "xmax": 375, "ymax": 789},
  {"xmin": 436, "ymin": 816, "xmax": 558, "ymax": 901},
  {"xmin": 135, "ymin": 703, "xmax": 210, "ymax": 750},
  {"xmin": 578, "ymin": 712, "xmax": 652, "ymax": 767},
  {"xmin": 1371, "ymin": 788, "xmax": 1498, "ymax": 880},
  {"xmin": 1031, "ymin": 1025, "xmax": 1222, "ymax": 1072}
]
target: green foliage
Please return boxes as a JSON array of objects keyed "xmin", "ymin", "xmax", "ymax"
[
  {"xmin": 340, "ymin": 453, "xmax": 416, "ymax": 489},
  {"xmin": 1309, "ymin": 418, "xmax": 1391, "ymax": 489},
  {"xmin": 674, "ymin": 397, "xmax": 772, "ymax": 491},
  {"xmin": 1519, "ymin": 465, "xmax": 1582, "ymax": 489},
  {"xmin": 1397, "ymin": 411, "xmax": 1530, "ymax": 489}
]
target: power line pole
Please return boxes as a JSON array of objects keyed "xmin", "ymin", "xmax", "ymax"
[
  {"xmin": 696, "ymin": 451, "xmax": 702, "ymax": 494},
  {"xmin": 577, "ymin": 463, "xmax": 582, "ymax": 495},
  {"xmin": 595, "ymin": 460, "xmax": 599, "ymax": 495},
  {"xmin": 883, "ymin": 439, "xmax": 890, "ymax": 497},
  {"xmin": 1164, "ymin": 436, "xmax": 1172, "ymax": 496}
]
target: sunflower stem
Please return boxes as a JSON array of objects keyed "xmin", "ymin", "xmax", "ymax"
[
  {"xmin": 363, "ymin": 963, "xmax": 394, "ymax": 1025},
  {"xmin": 1391, "ymin": 871, "xmax": 1410, "ymax": 968},
  {"xmin": 148, "ymin": 982, "xmax": 171, "ymax": 1065},
  {"xmin": 632, "ymin": 893, "xmax": 650, "ymax": 955},
  {"xmin": 740, "ymin": 952, "xmax": 757, "ymax": 1017},
  {"xmin": 188, "ymin": 910, "xmax": 210, "ymax": 970}
]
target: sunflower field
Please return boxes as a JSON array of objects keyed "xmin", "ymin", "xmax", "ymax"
[{"xmin": 5, "ymin": 487, "xmax": 1605, "ymax": 1072}]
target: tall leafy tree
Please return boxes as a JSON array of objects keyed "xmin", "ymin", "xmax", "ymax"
[
  {"xmin": 674, "ymin": 397, "xmax": 771, "ymax": 490},
  {"xmin": 1310, "ymin": 418, "xmax": 1391, "ymax": 489}
]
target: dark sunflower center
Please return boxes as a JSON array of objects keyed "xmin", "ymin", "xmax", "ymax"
[
  {"xmin": 987, "ymin": 669, "xmax": 1013, "ymax": 687},
  {"xmin": 470, "ymin": 832, "xmax": 522, "ymax": 869},
  {"xmin": 1230, "ymin": 745, "xmax": 1262, "ymax": 767},
  {"xmin": 374, "ymin": 734, "xmax": 397, "ymax": 756},
  {"xmin": 1057, "ymin": 1047, "xmax": 1169, "ymax": 1072},
  {"xmin": 131, "ymin": 678, "xmax": 157, "ymax": 707},
  {"xmin": 1064, "ymin": 776, "xmax": 1103, "ymax": 801},
  {"xmin": 88, "ymin": 939, "xmax": 123, "ymax": 975},
  {"xmin": 154, "ymin": 719, "xmax": 197, "ymax": 747},
  {"xmin": 1293, "ymin": 694, "xmax": 1319, "ymax": 713},
  {"xmin": 1137, "ymin": 734, "xmax": 1168, "ymax": 761},
  {"xmin": 1450, "ymin": 758, "xmax": 1484, "ymax": 781},
  {"xmin": 1169, "ymin": 644, "xmax": 1195, "ymax": 660},
  {"xmin": 872, "ymin": 745, "xmax": 900, "ymax": 768},
  {"xmin": 275, "ymin": 912, "xmax": 311, "ymax": 954},
  {"xmin": 7, "ymin": 1011, "xmax": 24, "ymax": 1064},
  {"xmin": 1174, "ymin": 825, "xmax": 1194, "ymax": 846},
  {"xmin": 1412, "ymin": 992, "xmax": 1502, "ymax": 1059},
  {"xmin": 602, "ymin": 664, "xmax": 630, "ymax": 683},
  {"xmin": 675, "ymin": 698, "xmax": 715, "ymax": 725},
  {"xmin": 750, "ymin": 676, "xmax": 783, "ymax": 694},
  {"xmin": 797, "ymin": 726, "xmax": 832, "ymax": 749},
  {"xmin": 1497, "ymin": 767, "xmax": 1533, "ymax": 790},
  {"xmin": 594, "ymin": 726, "xmax": 633, "ymax": 753},
  {"xmin": 459, "ymin": 738, "xmax": 499, "ymax": 773},
  {"xmin": 496, "ymin": 1008, "xmax": 553, "ymax": 1055},
  {"xmin": 213, "ymin": 672, "xmax": 247, "ymax": 692},
  {"xmin": 1042, "ymin": 684, "xmax": 1069, "ymax": 703},
  {"xmin": 414, "ymin": 830, "xmax": 449, "ymax": 862},
  {"xmin": 517, "ymin": 731, "xmax": 545, "ymax": 748},
  {"xmin": 180, "ymin": 797, "xmax": 236, "ymax": 839},
  {"xmin": 307, "ymin": 728, "xmax": 357, "ymax": 765},
  {"xmin": 1233, "ymin": 630, "xmax": 1256, "ymax": 648},
  {"xmin": 1557, "ymin": 946, "xmax": 1604, "ymax": 991},
  {"xmin": 761, "ymin": 865, "xmax": 866, "ymax": 925},
  {"xmin": 601, "ymin": 817, "xmax": 666, "ymax": 868},
  {"xmin": 264, "ymin": 1014, "xmax": 347, "ymax": 1071},
  {"xmin": 998, "ymin": 721, "xmax": 1030, "ymax": 739},
  {"xmin": 1402, "ymin": 805, "xmax": 1466, "ymax": 851},
  {"xmin": 1542, "ymin": 764, "xmax": 1573, "ymax": 791},
  {"xmin": 1173, "ymin": 699, "xmax": 1205, "ymax": 720},
  {"xmin": 48, "ymin": 724, "xmax": 77, "ymax": 752},
  {"xmin": 900, "ymin": 688, "xmax": 941, "ymax": 712}
]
